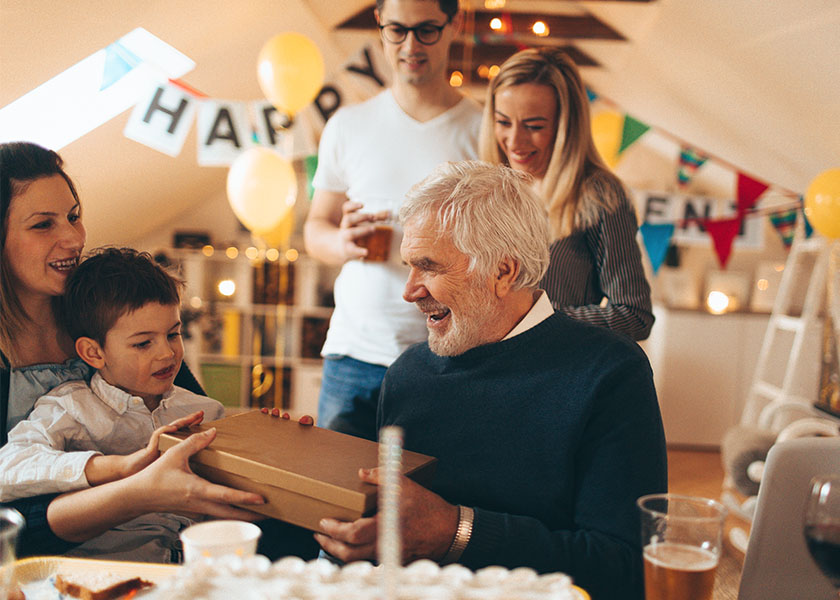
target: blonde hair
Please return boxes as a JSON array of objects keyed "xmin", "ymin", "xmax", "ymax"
[
  {"xmin": 400, "ymin": 160, "xmax": 550, "ymax": 290},
  {"xmin": 478, "ymin": 47, "xmax": 626, "ymax": 239}
]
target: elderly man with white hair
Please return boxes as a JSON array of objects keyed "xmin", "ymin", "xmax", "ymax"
[{"xmin": 315, "ymin": 161, "xmax": 667, "ymax": 600}]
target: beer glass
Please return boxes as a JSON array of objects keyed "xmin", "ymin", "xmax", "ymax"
[
  {"xmin": 1, "ymin": 508, "xmax": 24, "ymax": 598},
  {"xmin": 637, "ymin": 493, "xmax": 727, "ymax": 600},
  {"xmin": 356, "ymin": 212, "xmax": 394, "ymax": 263}
]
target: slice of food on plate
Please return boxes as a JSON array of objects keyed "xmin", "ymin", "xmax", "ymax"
[{"xmin": 54, "ymin": 571, "xmax": 153, "ymax": 600}]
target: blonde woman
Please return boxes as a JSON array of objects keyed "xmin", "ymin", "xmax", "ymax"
[{"xmin": 479, "ymin": 48, "xmax": 653, "ymax": 340}]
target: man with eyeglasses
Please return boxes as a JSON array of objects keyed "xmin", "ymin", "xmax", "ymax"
[{"xmin": 304, "ymin": 0, "xmax": 482, "ymax": 441}]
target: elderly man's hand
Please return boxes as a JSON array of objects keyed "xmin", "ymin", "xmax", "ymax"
[{"xmin": 314, "ymin": 467, "xmax": 460, "ymax": 564}]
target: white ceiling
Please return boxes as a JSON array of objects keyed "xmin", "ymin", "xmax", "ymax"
[{"xmin": 1, "ymin": 0, "xmax": 838, "ymax": 248}]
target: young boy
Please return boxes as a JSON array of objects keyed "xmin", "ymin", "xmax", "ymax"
[{"xmin": 0, "ymin": 247, "xmax": 225, "ymax": 562}]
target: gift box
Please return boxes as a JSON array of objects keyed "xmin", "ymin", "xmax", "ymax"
[{"xmin": 158, "ymin": 411, "xmax": 437, "ymax": 532}]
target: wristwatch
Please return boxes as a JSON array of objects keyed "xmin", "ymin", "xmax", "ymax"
[{"xmin": 442, "ymin": 505, "xmax": 474, "ymax": 564}]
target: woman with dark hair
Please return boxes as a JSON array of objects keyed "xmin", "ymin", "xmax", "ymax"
[
  {"xmin": 0, "ymin": 141, "xmax": 265, "ymax": 557},
  {"xmin": 479, "ymin": 48, "xmax": 654, "ymax": 341}
]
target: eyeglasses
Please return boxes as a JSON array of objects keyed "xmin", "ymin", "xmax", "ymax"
[{"xmin": 378, "ymin": 20, "xmax": 451, "ymax": 45}]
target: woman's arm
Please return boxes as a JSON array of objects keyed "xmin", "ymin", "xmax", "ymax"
[
  {"xmin": 5, "ymin": 494, "xmax": 79, "ymax": 557},
  {"xmin": 46, "ymin": 428, "xmax": 265, "ymax": 542},
  {"xmin": 561, "ymin": 198, "xmax": 654, "ymax": 340}
]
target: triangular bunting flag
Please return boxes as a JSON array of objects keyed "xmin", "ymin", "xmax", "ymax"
[
  {"xmin": 677, "ymin": 146, "xmax": 708, "ymax": 188},
  {"xmin": 304, "ymin": 154, "xmax": 318, "ymax": 201},
  {"xmin": 736, "ymin": 173, "xmax": 769, "ymax": 214},
  {"xmin": 586, "ymin": 88, "xmax": 598, "ymax": 103},
  {"xmin": 706, "ymin": 216, "xmax": 742, "ymax": 269},
  {"xmin": 100, "ymin": 41, "xmax": 141, "ymax": 91},
  {"xmin": 801, "ymin": 200, "xmax": 815, "ymax": 238},
  {"xmin": 500, "ymin": 13, "xmax": 513, "ymax": 33},
  {"xmin": 618, "ymin": 115, "xmax": 650, "ymax": 155},
  {"xmin": 768, "ymin": 209, "xmax": 797, "ymax": 249},
  {"xmin": 640, "ymin": 223, "xmax": 676, "ymax": 274}
]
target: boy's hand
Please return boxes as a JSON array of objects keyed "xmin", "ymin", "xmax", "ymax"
[{"xmin": 85, "ymin": 411, "xmax": 206, "ymax": 486}]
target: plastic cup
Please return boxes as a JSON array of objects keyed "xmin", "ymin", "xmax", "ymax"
[
  {"xmin": 180, "ymin": 520, "xmax": 261, "ymax": 563},
  {"xmin": 1, "ymin": 508, "xmax": 24, "ymax": 597},
  {"xmin": 637, "ymin": 494, "xmax": 727, "ymax": 600}
]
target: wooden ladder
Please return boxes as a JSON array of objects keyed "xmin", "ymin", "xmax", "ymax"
[{"xmin": 739, "ymin": 225, "xmax": 829, "ymax": 431}]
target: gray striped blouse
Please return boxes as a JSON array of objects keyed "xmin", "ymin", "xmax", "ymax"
[{"xmin": 540, "ymin": 187, "xmax": 654, "ymax": 341}]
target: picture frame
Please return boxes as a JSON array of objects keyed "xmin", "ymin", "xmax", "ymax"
[{"xmin": 173, "ymin": 231, "xmax": 211, "ymax": 249}]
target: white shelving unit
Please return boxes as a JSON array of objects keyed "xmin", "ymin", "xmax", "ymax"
[
  {"xmin": 171, "ymin": 248, "xmax": 338, "ymax": 417},
  {"xmin": 641, "ymin": 305, "xmax": 776, "ymax": 448}
]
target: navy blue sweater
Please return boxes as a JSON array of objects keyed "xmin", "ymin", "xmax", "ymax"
[{"xmin": 377, "ymin": 311, "xmax": 667, "ymax": 600}]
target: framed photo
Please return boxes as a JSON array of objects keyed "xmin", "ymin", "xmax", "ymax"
[
  {"xmin": 660, "ymin": 269, "xmax": 700, "ymax": 310},
  {"xmin": 173, "ymin": 231, "xmax": 211, "ymax": 249},
  {"xmin": 703, "ymin": 269, "xmax": 750, "ymax": 313}
]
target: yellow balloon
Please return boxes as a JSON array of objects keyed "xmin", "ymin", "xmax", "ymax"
[
  {"xmin": 591, "ymin": 111, "xmax": 623, "ymax": 169},
  {"xmin": 804, "ymin": 168, "xmax": 840, "ymax": 239},
  {"xmin": 257, "ymin": 211, "xmax": 295, "ymax": 249},
  {"xmin": 257, "ymin": 32, "xmax": 325, "ymax": 116},
  {"xmin": 227, "ymin": 147, "xmax": 297, "ymax": 235}
]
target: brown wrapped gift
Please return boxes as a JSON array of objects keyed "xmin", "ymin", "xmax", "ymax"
[{"xmin": 158, "ymin": 411, "xmax": 437, "ymax": 532}]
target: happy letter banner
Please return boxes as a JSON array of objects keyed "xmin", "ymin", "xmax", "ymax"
[
  {"xmin": 124, "ymin": 83, "xmax": 197, "ymax": 157},
  {"xmin": 123, "ymin": 43, "xmax": 389, "ymax": 165}
]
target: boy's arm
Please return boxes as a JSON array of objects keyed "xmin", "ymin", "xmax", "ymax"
[
  {"xmin": 84, "ymin": 410, "xmax": 206, "ymax": 485},
  {"xmin": 0, "ymin": 401, "xmax": 99, "ymax": 502}
]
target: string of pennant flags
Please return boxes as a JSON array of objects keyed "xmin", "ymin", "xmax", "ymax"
[
  {"xmin": 584, "ymin": 88, "xmax": 813, "ymax": 271},
  {"xmin": 101, "ymin": 40, "xmax": 814, "ymax": 272}
]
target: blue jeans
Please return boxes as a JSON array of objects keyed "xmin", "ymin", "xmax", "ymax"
[{"xmin": 317, "ymin": 355, "xmax": 387, "ymax": 441}]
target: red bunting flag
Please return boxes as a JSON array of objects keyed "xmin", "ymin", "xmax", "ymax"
[
  {"xmin": 736, "ymin": 173, "xmax": 769, "ymax": 215},
  {"xmin": 705, "ymin": 216, "xmax": 742, "ymax": 269}
]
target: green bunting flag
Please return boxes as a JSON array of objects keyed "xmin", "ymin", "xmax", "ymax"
[
  {"xmin": 618, "ymin": 115, "xmax": 650, "ymax": 155},
  {"xmin": 304, "ymin": 155, "xmax": 318, "ymax": 201}
]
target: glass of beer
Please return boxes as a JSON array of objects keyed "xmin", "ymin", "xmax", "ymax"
[
  {"xmin": 637, "ymin": 493, "xmax": 727, "ymax": 600},
  {"xmin": 357, "ymin": 218, "xmax": 394, "ymax": 262}
]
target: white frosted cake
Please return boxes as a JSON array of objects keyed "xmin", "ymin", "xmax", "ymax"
[{"xmin": 142, "ymin": 555, "xmax": 583, "ymax": 600}]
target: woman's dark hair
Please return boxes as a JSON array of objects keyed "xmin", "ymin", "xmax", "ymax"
[{"xmin": 0, "ymin": 142, "xmax": 81, "ymax": 364}]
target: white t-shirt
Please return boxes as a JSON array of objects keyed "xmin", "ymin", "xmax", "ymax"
[{"xmin": 313, "ymin": 89, "xmax": 482, "ymax": 366}]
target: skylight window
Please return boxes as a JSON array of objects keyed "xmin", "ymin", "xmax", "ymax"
[{"xmin": 0, "ymin": 27, "xmax": 194, "ymax": 150}]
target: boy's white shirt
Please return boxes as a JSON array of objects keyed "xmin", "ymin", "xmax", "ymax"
[{"xmin": 0, "ymin": 371, "xmax": 224, "ymax": 502}]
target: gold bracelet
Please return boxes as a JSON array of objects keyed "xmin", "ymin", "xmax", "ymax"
[{"xmin": 442, "ymin": 505, "xmax": 474, "ymax": 564}]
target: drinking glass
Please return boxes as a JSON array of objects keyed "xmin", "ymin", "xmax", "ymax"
[
  {"xmin": 1, "ymin": 508, "xmax": 24, "ymax": 598},
  {"xmin": 637, "ymin": 493, "xmax": 727, "ymax": 600},
  {"xmin": 804, "ymin": 474, "xmax": 840, "ymax": 596},
  {"xmin": 357, "ymin": 217, "xmax": 394, "ymax": 262}
]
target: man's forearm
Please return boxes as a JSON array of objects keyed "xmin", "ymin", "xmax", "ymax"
[{"xmin": 303, "ymin": 218, "xmax": 347, "ymax": 266}]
